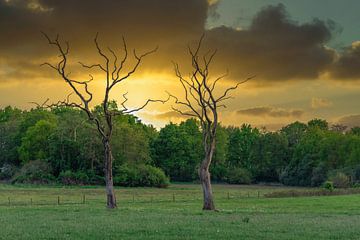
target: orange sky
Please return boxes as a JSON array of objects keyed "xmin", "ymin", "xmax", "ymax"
[{"xmin": 0, "ymin": 0, "xmax": 360, "ymax": 130}]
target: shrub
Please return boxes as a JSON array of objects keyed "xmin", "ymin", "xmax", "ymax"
[
  {"xmin": 323, "ymin": 181, "xmax": 334, "ymax": 192},
  {"xmin": 353, "ymin": 165, "xmax": 360, "ymax": 182},
  {"xmin": 12, "ymin": 160, "xmax": 55, "ymax": 184},
  {"xmin": 330, "ymin": 172, "xmax": 351, "ymax": 188},
  {"xmin": 311, "ymin": 163, "xmax": 328, "ymax": 187},
  {"xmin": 114, "ymin": 164, "xmax": 169, "ymax": 188},
  {"xmin": 86, "ymin": 171, "xmax": 104, "ymax": 185},
  {"xmin": 58, "ymin": 170, "xmax": 90, "ymax": 185},
  {"xmin": 226, "ymin": 168, "xmax": 252, "ymax": 184},
  {"xmin": 0, "ymin": 164, "xmax": 18, "ymax": 180}
]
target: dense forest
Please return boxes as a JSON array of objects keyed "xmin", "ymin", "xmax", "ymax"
[{"xmin": 1, "ymin": 105, "xmax": 360, "ymax": 188}]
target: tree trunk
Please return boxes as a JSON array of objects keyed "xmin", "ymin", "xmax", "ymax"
[
  {"xmin": 199, "ymin": 163, "xmax": 215, "ymax": 210},
  {"xmin": 104, "ymin": 139, "xmax": 117, "ymax": 208},
  {"xmin": 200, "ymin": 138, "xmax": 216, "ymax": 210}
]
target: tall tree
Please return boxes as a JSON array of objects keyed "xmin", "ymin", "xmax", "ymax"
[
  {"xmin": 169, "ymin": 36, "xmax": 253, "ymax": 210},
  {"xmin": 40, "ymin": 33, "xmax": 167, "ymax": 208}
]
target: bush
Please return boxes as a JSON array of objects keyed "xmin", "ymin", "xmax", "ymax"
[
  {"xmin": 226, "ymin": 168, "xmax": 252, "ymax": 184},
  {"xmin": 114, "ymin": 164, "xmax": 169, "ymax": 188},
  {"xmin": 12, "ymin": 160, "xmax": 55, "ymax": 184},
  {"xmin": 86, "ymin": 171, "xmax": 104, "ymax": 185},
  {"xmin": 58, "ymin": 170, "xmax": 90, "ymax": 185},
  {"xmin": 311, "ymin": 163, "xmax": 328, "ymax": 187},
  {"xmin": 0, "ymin": 164, "xmax": 18, "ymax": 180},
  {"xmin": 330, "ymin": 172, "xmax": 351, "ymax": 188},
  {"xmin": 323, "ymin": 181, "xmax": 334, "ymax": 192}
]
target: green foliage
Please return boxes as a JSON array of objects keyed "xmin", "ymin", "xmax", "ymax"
[
  {"xmin": 226, "ymin": 167, "xmax": 252, "ymax": 184},
  {"xmin": 18, "ymin": 119, "xmax": 57, "ymax": 163},
  {"xmin": 2, "ymin": 104, "xmax": 360, "ymax": 188},
  {"xmin": 330, "ymin": 172, "xmax": 351, "ymax": 188},
  {"xmin": 12, "ymin": 160, "xmax": 55, "ymax": 184},
  {"xmin": 151, "ymin": 119, "xmax": 202, "ymax": 181},
  {"xmin": 323, "ymin": 181, "xmax": 334, "ymax": 192},
  {"xmin": 0, "ymin": 163, "xmax": 18, "ymax": 180},
  {"xmin": 311, "ymin": 163, "xmax": 328, "ymax": 187},
  {"xmin": 227, "ymin": 124, "xmax": 260, "ymax": 170},
  {"xmin": 58, "ymin": 170, "xmax": 89, "ymax": 185},
  {"xmin": 114, "ymin": 164, "xmax": 169, "ymax": 188},
  {"xmin": 307, "ymin": 119, "xmax": 329, "ymax": 131},
  {"xmin": 349, "ymin": 127, "xmax": 360, "ymax": 136},
  {"xmin": 0, "ymin": 106, "xmax": 23, "ymax": 166}
]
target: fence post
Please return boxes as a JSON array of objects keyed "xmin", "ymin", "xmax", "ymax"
[
  {"xmin": 82, "ymin": 194, "xmax": 86, "ymax": 204},
  {"xmin": 57, "ymin": 196, "xmax": 60, "ymax": 205},
  {"xmin": 30, "ymin": 198, "xmax": 33, "ymax": 206},
  {"xmin": 172, "ymin": 193, "xmax": 175, "ymax": 202}
]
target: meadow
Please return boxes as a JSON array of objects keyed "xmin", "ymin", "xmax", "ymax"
[{"xmin": 1, "ymin": 184, "xmax": 360, "ymax": 240}]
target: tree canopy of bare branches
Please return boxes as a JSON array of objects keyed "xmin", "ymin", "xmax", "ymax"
[
  {"xmin": 169, "ymin": 35, "xmax": 254, "ymax": 210},
  {"xmin": 40, "ymin": 32, "xmax": 167, "ymax": 208}
]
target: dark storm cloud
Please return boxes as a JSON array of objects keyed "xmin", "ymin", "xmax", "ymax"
[
  {"xmin": 328, "ymin": 42, "xmax": 360, "ymax": 80},
  {"xmin": 237, "ymin": 106, "xmax": 304, "ymax": 118},
  {"xmin": 203, "ymin": 4, "xmax": 336, "ymax": 81},
  {"xmin": 0, "ymin": 0, "xmax": 209, "ymax": 81},
  {"xmin": 0, "ymin": 1, "xmax": 359, "ymax": 83}
]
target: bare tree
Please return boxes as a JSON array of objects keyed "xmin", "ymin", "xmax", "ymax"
[
  {"xmin": 168, "ymin": 36, "xmax": 253, "ymax": 210},
  {"xmin": 40, "ymin": 33, "xmax": 168, "ymax": 208}
]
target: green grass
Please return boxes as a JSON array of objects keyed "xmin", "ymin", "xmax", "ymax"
[{"xmin": 1, "ymin": 184, "xmax": 360, "ymax": 239}]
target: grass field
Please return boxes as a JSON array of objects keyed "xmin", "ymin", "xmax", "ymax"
[{"xmin": 1, "ymin": 183, "xmax": 360, "ymax": 240}]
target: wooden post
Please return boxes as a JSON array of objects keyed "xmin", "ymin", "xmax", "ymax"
[
  {"xmin": 30, "ymin": 198, "xmax": 33, "ymax": 206},
  {"xmin": 57, "ymin": 196, "xmax": 60, "ymax": 205},
  {"xmin": 82, "ymin": 194, "xmax": 86, "ymax": 204},
  {"xmin": 172, "ymin": 193, "xmax": 175, "ymax": 202}
]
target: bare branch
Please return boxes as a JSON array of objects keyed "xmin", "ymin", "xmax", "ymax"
[
  {"xmin": 216, "ymin": 75, "xmax": 255, "ymax": 102},
  {"xmin": 124, "ymin": 96, "xmax": 169, "ymax": 114}
]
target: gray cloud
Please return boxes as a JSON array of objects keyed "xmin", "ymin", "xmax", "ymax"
[
  {"xmin": 237, "ymin": 106, "xmax": 304, "ymax": 118},
  {"xmin": 0, "ymin": 1, "xmax": 359, "ymax": 84},
  {"xmin": 337, "ymin": 114, "xmax": 360, "ymax": 128},
  {"xmin": 328, "ymin": 41, "xmax": 360, "ymax": 80},
  {"xmin": 203, "ymin": 4, "xmax": 336, "ymax": 81}
]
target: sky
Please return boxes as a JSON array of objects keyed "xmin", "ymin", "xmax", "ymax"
[{"xmin": 0, "ymin": 0, "xmax": 360, "ymax": 130}]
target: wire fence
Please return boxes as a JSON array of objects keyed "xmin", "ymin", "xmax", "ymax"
[{"xmin": 0, "ymin": 191, "xmax": 267, "ymax": 207}]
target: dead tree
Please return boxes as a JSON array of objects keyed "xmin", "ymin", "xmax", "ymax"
[
  {"xmin": 169, "ymin": 36, "xmax": 253, "ymax": 210},
  {"xmin": 40, "ymin": 33, "xmax": 167, "ymax": 208}
]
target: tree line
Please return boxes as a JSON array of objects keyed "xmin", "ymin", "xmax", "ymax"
[{"xmin": 1, "ymin": 106, "xmax": 360, "ymax": 188}]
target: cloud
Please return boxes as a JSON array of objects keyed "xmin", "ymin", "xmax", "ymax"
[
  {"xmin": 311, "ymin": 97, "xmax": 333, "ymax": 109},
  {"xmin": 203, "ymin": 4, "xmax": 336, "ymax": 81},
  {"xmin": 328, "ymin": 41, "xmax": 360, "ymax": 80},
  {"xmin": 337, "ymin": 114, "xmax": 360, "ymax": 128},
  {"xmin": 154, "ymin": 111, "xmax": 189, "ymax": 120},
  {"xmin": 237, "ymin": 106, "xmax": 304, "ymax": 118},
  {"xmin": 0, "ymin": 1, "xmax": 359, "ymax": 85}
]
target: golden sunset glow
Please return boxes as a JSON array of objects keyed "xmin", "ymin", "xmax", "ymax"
[{"xmin": 1, "ymin": 0, "xmax": 360, "ymax": 130}]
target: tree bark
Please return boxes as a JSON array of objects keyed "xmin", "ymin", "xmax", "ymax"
[
  {"xmin": 200, "ymin": 138, "xmax": 216, "ymax": 210},
  {"xmin": 104, "ymin": 139, "xmax": 117, "ymax": 208},
  {"xmin": 200, "ymin": 163, "xmax": 215, "ymax": 210}
]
